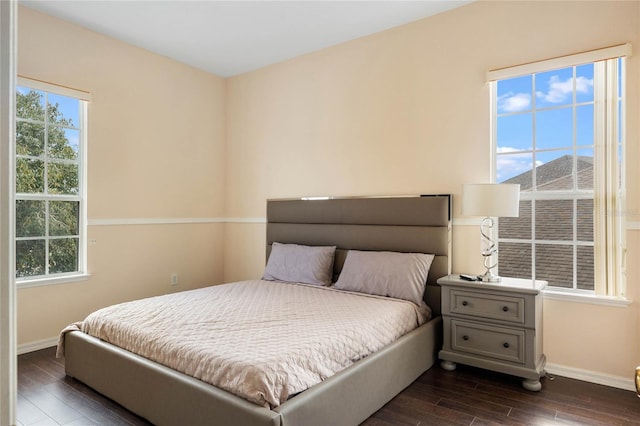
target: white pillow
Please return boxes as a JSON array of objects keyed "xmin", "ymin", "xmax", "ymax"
[
  {"xmin": 334, "ymin": 250, "xmax": 435, "ymax": 305},
  {"xmin": 262, "ymin": 242, "xmax": 336, "ymax": 286}
]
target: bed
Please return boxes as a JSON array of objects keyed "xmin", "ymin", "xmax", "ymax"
[{"xmin": 63, "ymin": 194, "xmax": 452, "ymax": 426}]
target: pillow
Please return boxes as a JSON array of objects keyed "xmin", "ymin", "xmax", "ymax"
[
  {"xmin": 334, "ymin": 250, "xmax": 435, "ymax": 305},
  {"xmin": 262, "ymin": 242, "xmax": 336, "ymax": 286}
]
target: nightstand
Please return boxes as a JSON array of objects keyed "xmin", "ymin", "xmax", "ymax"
[{"xmin": 438, "ymin": 274, "xmax": 547, "ymax": 391}]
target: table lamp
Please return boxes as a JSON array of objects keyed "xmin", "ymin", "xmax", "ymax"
[{"xmin": 462, "ymin": 183, "xmax": 520, "ymax": 282}]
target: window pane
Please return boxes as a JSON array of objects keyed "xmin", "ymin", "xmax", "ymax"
[
  {"xmin": 499, "ymin": 200, "xmax": 531, "ymax": 239},
  {"xmin": 576, "ymin": 105, "xmax": 593, "ymax": 147},
  {"xmin": 535, "ymin": 67, "xmax": 573, "ymax": 109},
  {"xmin": 618, "ymin": 142, "xmax": 623, "ymax": 188},
  {"xmin": 48, "ymin": 127, "xmax": 79, "ymax": 160},
  {"xmin": 536, "ymin": 199, "xmax": 573, "ymax": 241},
  {"xmin": 576, "ymin": 246, "xmax": 594, "ymax": 290},
  {"xmin": 16, "ymin": 87, "xmax": 45, "ymax": 121},
  {"xmin": 535, "ymin": 107, "xmax": 573, "ymax": 150},
  {"xmin": 617, "ymin": 58, "xmax": 623, "ymax": 97},
  {"xmin": 497, "ymin": 75, "xmax": 532, "ymax": 114},
  {"xmin": 577, "ymin": 199, "xmax": 594, "ymax": 242},
  {"xmin": 576, "ymin": 149, "xmax": 594, "ymax": 190},
  {"xmin": 498, "ymin": 242, "xmax": 532, "ymax": 279},
  {"xmin": 497, "ymin": 113, "xmax": 532, "ymax": 152},
  {"xmin": 535, "ymin": 151, "xmax": 574, "ymax": 191},
  {"xmin": 49, "ymin": 238, "xmax": 78, "ymax": 274},
  {"xmin": 16, "ymin": 121, "xmax": 45, "ymax": 157},
  {"xmin": 618, "ymin": 100, "xmax": 623, "ymax": 143},
  {"xmin": 576, "ymin": 64, "xmax": 594, "ymax": 103},
  {"xmin": 48, "ymin": 163, "xmax": 79, "ymax": 195},
  {"xmin": 535, "ymin": 244, "xmax": 573, "ymax": 288},
  {"xmin": 16, "ymin": 239, "xmax": 46, "ymax": 278},
  {"xmin": 16, "ymin": 200, "xmax": 46, "ymax": 237},
  {"xmin": 497, "ymin": 152, "xmax": 534, "ymax": 186},
  {"xmin": 16, "ymin": 158, "xmax": 44, "ymax": 193},
  {"xmin": 47, "ymin": 93, "xmax": 79, "ymax": 127},
  {"xmin": 49, "ymin": 201, "xmax": 79, "ymax": 237}
]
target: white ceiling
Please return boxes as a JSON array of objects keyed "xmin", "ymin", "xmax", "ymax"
[{"xmin": 21, "ymin": 1, "xmax": 472, "ymax": 77}]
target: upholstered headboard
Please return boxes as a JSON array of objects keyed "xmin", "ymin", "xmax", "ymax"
[{"xmin": 265, "ymin": 195, "xmax": 451, "ymax": 317}]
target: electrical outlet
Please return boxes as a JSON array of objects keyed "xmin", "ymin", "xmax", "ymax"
[{"xmin": 170, "ymin": 273, "xmax": 178, "ymax": 286}]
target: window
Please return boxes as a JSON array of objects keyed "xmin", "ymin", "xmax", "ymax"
[
  {"xmin": 490, "ymin": 45, "xmax": 627, "ymax": 297},
  {"xmin": 15, "ymin": 78, "xmax": 89, "ymax": 285}
]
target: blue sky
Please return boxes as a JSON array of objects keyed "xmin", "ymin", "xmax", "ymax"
[{"xmin": 495, "ymin": 64, "xmax": 594, "ymax": 182}]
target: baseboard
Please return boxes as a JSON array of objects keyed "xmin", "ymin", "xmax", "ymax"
[
  {"xmin": 18, "ymin": 336, "xmax": 58, "ymax": 355},
  {"xmin": 546, "ymin": 362, "xmax": 636, "ymax": 392}
]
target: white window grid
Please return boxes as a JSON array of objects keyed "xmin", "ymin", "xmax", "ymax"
[
  {"xmin": 15, "ymin": 86, "xmax": 87, "ymax": 282},
  {"xmin": 492, "ymin": 59, "xmax": 624, "ymax": 294}
]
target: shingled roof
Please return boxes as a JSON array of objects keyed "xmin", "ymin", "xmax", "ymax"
[
  {"xmin": 498, "ymin": 154, "xmax": 594, "ymax": 290},
  {"xmin": 504, "ymin": 155, "xmax": 594, "ymax": 191}
]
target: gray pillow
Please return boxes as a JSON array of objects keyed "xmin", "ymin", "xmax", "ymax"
[
  {"xmin": 334, "ymin": 250, "xmax": 435, "ymax": 305},
  {"xmin": 263, "ymin": 242, "xmax": 336, "ymax": 286}
]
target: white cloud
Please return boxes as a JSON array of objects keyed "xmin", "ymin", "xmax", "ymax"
[
  {"xmin": 575, "ymin": 76, "xmax": 592, "ymax": 93},
  {"xmin": 498, "ymin": 92, "xmax": 531, "ymax": 113},
  {"xmin": 536, "ymin": 75, "xmax": 593, "ymax": 104},
  {"xmin": 497, "ymin": 146, "xmax": 529, "ymax": 154}
]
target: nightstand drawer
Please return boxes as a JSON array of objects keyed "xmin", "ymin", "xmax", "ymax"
[
  {"xmin": 451, "ymin": 319, "xmax": 525, "ymax": 364},
  {"xmin": 450, "ymin": 289, "xmax": 525, "ymax": 324}
]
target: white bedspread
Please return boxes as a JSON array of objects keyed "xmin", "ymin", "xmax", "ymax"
[{"xmin": 78, "ymin": 280, "xmax": 429, "ymax": 408}]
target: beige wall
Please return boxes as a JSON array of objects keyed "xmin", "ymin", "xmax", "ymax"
[
  {"xmin": 17, "ymin": 7, "xmax": 227, "ymax": 344},
  {"xmin": 225, "ymin": 1, "xmax": 640, "ymax": 380}
]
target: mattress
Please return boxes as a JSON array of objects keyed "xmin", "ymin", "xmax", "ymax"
[{"xmin": 74, "ymin": 280, "xmax": 430, "ymax": 408}]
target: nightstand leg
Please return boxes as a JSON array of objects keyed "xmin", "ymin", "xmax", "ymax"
[
  {"xmin": 440, "ymin": 360, "xmax": 457, "ymax": 371},
  {"xmin": 522, "ymin": 379, "xmax": 542, "ymax": 391}
]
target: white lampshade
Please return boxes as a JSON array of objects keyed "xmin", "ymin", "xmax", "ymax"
[{"xmin": 462, "ymin": 184, "xmax": 521, "ymax": 218}]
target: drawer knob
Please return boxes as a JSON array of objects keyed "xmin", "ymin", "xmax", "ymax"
[
  {"xmin": 462, "ymin": 301, "xmax": 468, "ymax": 306},
  {"xmin": 503, "ymin": 342, "xmax": 510, "ymax": 349},
  {"xmin": 502, "ymin": 306, "xmax": 509, "ymax": 312},
  {"xmin": 463, "ymin": 335, "xmax": 469, "ymax": 341}
]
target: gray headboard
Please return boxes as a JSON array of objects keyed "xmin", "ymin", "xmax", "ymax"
[{"xmin": 266, "ymin": 195, "xmax": 452, "ymax": 317}]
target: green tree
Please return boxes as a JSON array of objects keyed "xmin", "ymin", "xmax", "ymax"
[{"xmin": 16, "ymin": 88, "xmax": 80, "ymax": 278}]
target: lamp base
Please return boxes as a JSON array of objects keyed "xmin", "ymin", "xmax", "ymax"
[
  {"xmin": 478, "ymin": 271, "xmax": 501, "ymax": 283},
  {"xmin": 478, "ymin": 217, "xmax": 501, "ymax": 283}
]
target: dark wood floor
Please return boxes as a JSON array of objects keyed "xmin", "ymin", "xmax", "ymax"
[{"xmin": 17, "ymin": 347, "xmax": 640, "ymax": 425}]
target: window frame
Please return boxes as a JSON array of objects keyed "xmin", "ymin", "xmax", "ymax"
[
  {"xmin": 488, "ymin": 45, "xmax": 628, "ymax": 299},
  {"xmin": 15, "ymin": 77, "xmax": 89, "ymax": 288}
]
